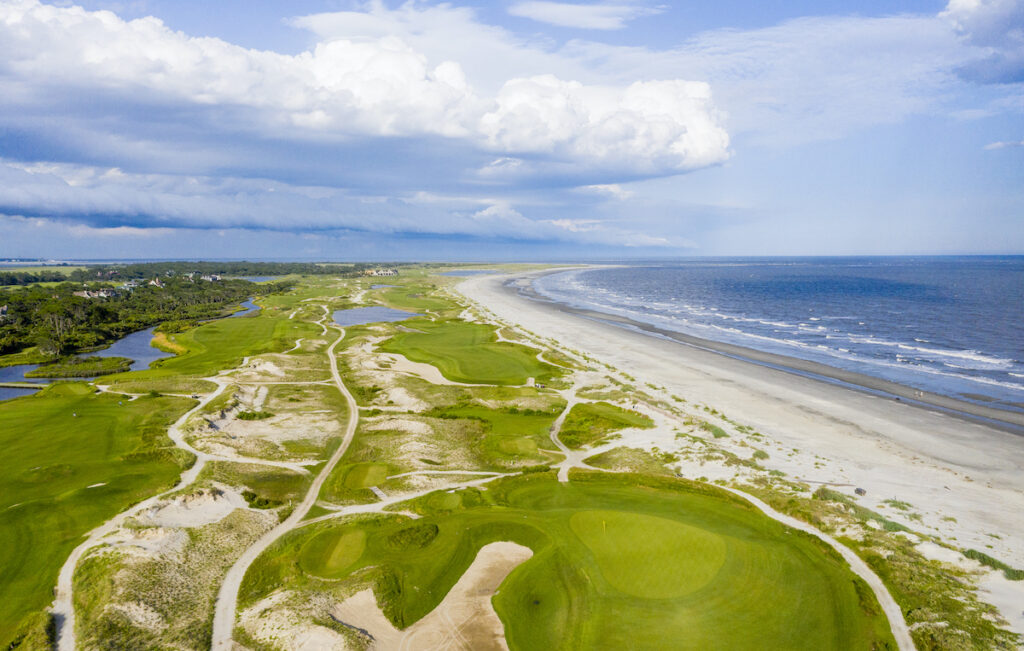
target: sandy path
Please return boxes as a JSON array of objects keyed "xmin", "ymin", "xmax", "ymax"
[
  {"xmin": 331, "ymin": 542, "xmax": 533, "ymax": 651},
  {"xmin": 52, "ymin": 375, "xmax": 233, "ymax": 650},
  {"xmin": 210, "ymin": 316, "xmax": 358, "ymax": 649}
]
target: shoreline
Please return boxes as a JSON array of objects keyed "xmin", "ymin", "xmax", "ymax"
[
  {"xmin": 457, "ymin": 269, "xmax": 1024, "ymax": 573},
  {"xmin": 512, "ymin": 270, "xmax": 1024, "ymax": 434}
]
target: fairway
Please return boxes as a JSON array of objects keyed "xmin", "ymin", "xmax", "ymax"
[
  {"xmin": 0, "ymin": 384, "xmax": 193, "ymax": 645},
  {"xmin": 241, "ymin": 473, "xmax": 896, "ymax": 650},
  {"xmin": 380, "ymin": 319, "xmax": 560, "ymax": 385}
]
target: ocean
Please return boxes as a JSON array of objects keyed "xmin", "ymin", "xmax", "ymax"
[{"xmin": 533, "ymin": 257, "xmax": 1024, "ymax": 414}]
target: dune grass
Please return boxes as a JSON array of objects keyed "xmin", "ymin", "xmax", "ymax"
[
  {"xmin": 241, "ymin": 473, "xmax": 896, "ymax": 650},
  {"xmin": 0, "ymin": 384, "xmax": 194, "ymax": 646},
  {"xmin": 380, "ymin": 319, "xmax": 560, "ymax": 386},
  {"xmin": 559, "ymin": 401, "xmax": 654, "ymax": 449}
]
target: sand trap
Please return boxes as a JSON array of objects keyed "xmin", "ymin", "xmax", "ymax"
[
  {"xmin": 381, "ymin": 352, "xmax": 466, "ymax": 386},
  {"xmin": 141, "ymin": 486, "xmax": 248, "ymax": 528},
  {"xmin": 331, "ymin": 542, "xmax": 533, "ymax": 650}
]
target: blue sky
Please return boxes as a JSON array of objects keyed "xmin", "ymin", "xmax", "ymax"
[{"xmin": 0, "ymin": 0, "xmax": 1021, "ymax": 260}]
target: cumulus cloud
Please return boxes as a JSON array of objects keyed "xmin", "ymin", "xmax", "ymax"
[
  {"xmin": 0, "ymin": 0, "xmax": 727, "ymax": 173},
  {"xmin": 507, "ymin": 2, "xmax": 662, "ymax": 30},
  {"xmin": 942, "ymin": 0, "xmax": 1024, "ymax": 83}
]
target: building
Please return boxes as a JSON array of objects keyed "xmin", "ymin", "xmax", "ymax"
[
  {"xmin": 0, "ymin": 305, "xmax": 7, "ymax": 320},
  {"xmin": 148, "ymin": 278, "xmax": 164, "ymax": 288},
  {"xmin": 72, "ymin": 288, "xmax": 118, "ymax": 299},
  {"xmin": 366, "ymin": 268, "xmax": 399, "ymax": 277}
]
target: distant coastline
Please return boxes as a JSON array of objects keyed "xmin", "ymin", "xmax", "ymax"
[{"xmin": 509, "ymin": 269, "xmax": 1024, "ymax": 434}]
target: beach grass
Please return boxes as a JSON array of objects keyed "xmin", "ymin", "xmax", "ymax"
[
  {"xmin": 559, "ymin": 401, "xmax": 654, "ymax": 449},
  {"xmin": 240, "ymin": 472, "xmax": 896, "ymax": 650},
  {"xmin": 0, "ymin": 384, "xmax": 194, "ymax": 646}
]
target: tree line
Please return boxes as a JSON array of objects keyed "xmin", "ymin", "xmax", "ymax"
[
  {"xmin": 1, "ymin": 261, "xmax": 411, "ymax": 286},
  {"xmin": 0, "ymin": 278, "xmax": 285, "ymax": 357}
]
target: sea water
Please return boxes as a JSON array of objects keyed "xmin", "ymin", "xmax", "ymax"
[{"xmin": 533, "ymin": 257, "xmax": 1024, "ymax": 413}]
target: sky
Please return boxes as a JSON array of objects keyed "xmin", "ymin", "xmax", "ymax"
[{"xmin": 0, "ymin": 0, "xmax": 1021, "ymax": 260}]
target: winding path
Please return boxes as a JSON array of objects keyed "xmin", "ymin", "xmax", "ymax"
[
  {"xmin": 210, "ymin": 316, "xmax": 358, "ymax": 648},
  {"xmin": 53, "ymin": 374, "xmax": 232, "ymax": 650}
]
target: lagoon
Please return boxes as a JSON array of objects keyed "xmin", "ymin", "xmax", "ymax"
[{"xmin": 333, "ymin": 306, "xmax": 418, "ymax": 326}]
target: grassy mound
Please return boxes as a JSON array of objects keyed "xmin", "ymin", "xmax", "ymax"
[{"xmin": 560, "ymin": 401, "xmax": 654, "ymax": 449}]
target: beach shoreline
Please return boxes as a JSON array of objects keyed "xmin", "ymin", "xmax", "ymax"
[
  {"xmin": 457, "ymin": 268, "xmax": 1024, "ymax": 576},
  {"xmin": 515, "ymin": 268, "xmax": 1024, "ymax": 433}
]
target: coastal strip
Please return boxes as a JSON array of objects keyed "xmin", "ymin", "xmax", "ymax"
[{"xmin": 512, "ymin": 270, "xmax": 1024, "ymax": 433}]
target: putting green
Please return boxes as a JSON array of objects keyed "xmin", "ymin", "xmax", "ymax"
[
  {"xmin": 301, "ymin": 529, "xmax": 366, "ymax": 578},
  {"xmin": 242, "ymin": 474, "xmax": 897, "ymax": 650},
  {"xmin": 570, "ymin": 510, "xmax": 726, "ymax": 598}
]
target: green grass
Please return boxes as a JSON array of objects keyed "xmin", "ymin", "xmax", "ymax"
[
  {"xmin": 241, "ymin": 473, "xmax": 895, "ymax": 650},
  {"xmin": 559, "ymin": 401, "xmax": 654, "ymax": 449},
  {"xmin": 570, "ymin": 510, "xmax": 726, "ymax": 598},
  {"xmin": 99, "ymin": 308, "xmax": 321, "ymax": 388},
  {"xmin": 427, "ymin": 402, "xmax": 563, "ymax": 465},
  {"xmin": 0, "ymin": 384, "xmax": 194, "ymax": 645},
  {"xmin": 24, "ymin": 356, "xmax": 132, "ymax": 378},
  {"xmin": 380, "ymin": 319, "xmax": 560, "ymax": 386},
  {"xmin": 963, "ymin": 549, "xmax": 1024, "ymax": 581}
]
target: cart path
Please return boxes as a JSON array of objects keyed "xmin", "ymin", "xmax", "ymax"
[{"xmin": 210, "ymin": 317, "xmax": 357, "ymax": 648}]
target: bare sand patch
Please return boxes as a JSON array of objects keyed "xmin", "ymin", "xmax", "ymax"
[
  {"xmin": 331, "ymin": 541, "xmax": 532, "ymax": 650},
  {"xmin": 108, "ymin": 601, "xmax": 167, "ymax": 632},
  {"xmin": 140, "ymin": 486, "xmax": 249, "ymax": 529},
  {"xmin": 364, "ymin": 417, "xmax": 433, "ymax": 436},
  {"xmin": 239, "ymin": 591, "xmax": 349, "ymax": 650}
]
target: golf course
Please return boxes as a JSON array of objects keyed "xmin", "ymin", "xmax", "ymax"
[
  {"xmin": 0, "ymin": 268, "xmax": 1012, "ymax": 650},
  {"xmin": 241, "ymin": 472, "xmax": 896, "ymax": 650}
]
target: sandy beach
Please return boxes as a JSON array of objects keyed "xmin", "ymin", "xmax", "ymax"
[{"xmin": 458, "ymin": 270, "xmax": 1024, "ymax": 595}]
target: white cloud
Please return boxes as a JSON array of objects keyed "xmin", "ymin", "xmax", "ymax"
[
  {"xmin": 578, "ymin": 184, "xmax": 634, "ymax": 199},
  {"xmin": 0, "ymin": 1, "xmax": 728, "ymax": 174},
  {"xmin": 984, "ymin": 138, "xmax": 1024, "ymax": 149},
  {"xmin": 507, "ymin": 2, "xmax": 662, "ymax": 30},
  {"xmin": 942, "ymin": 0, "xmax": 1024, "ymax": 82}
]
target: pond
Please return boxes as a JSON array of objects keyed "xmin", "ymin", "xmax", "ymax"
[
  {"xmin": 370, "ymin": 284, "xmax": 397, "ymax": 289},
  {"xmin": 0, "ymin": 298, "xmax": 260, "ymax": 398},
  {"xmin": 234, "ymin": 276, "xmax": 281, "ymax": 283},
  {"xmin": 0, "ymin": 387, "xmax": 38, "ymax": 401},
  {"xmin": 229, "ymin": 298, "xmax": 261, "ymax": 318},
  {"xmin": 333, "ymin": 306, "xmax": 419, "ymax": 326}
]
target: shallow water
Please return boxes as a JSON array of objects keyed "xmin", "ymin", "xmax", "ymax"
[
  {"xmin": 0, "ymin": 387, "xmax": 37, "ymax": 401},
  {"xmin": 228, "ymin": 299, "xmax": 260, "ymax": 318},
  {"xmin": 333, "ymin": 306, "xmax": 418, "ymax": 326}
]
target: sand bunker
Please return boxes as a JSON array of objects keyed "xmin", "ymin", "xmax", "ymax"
[
  {"xmin": 141, "ymin": 486, "xmax": 248, "ymax": 528},
  {"xmin": 331, "ymin": 542, "xmax": 532, "ymax": 650}
]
